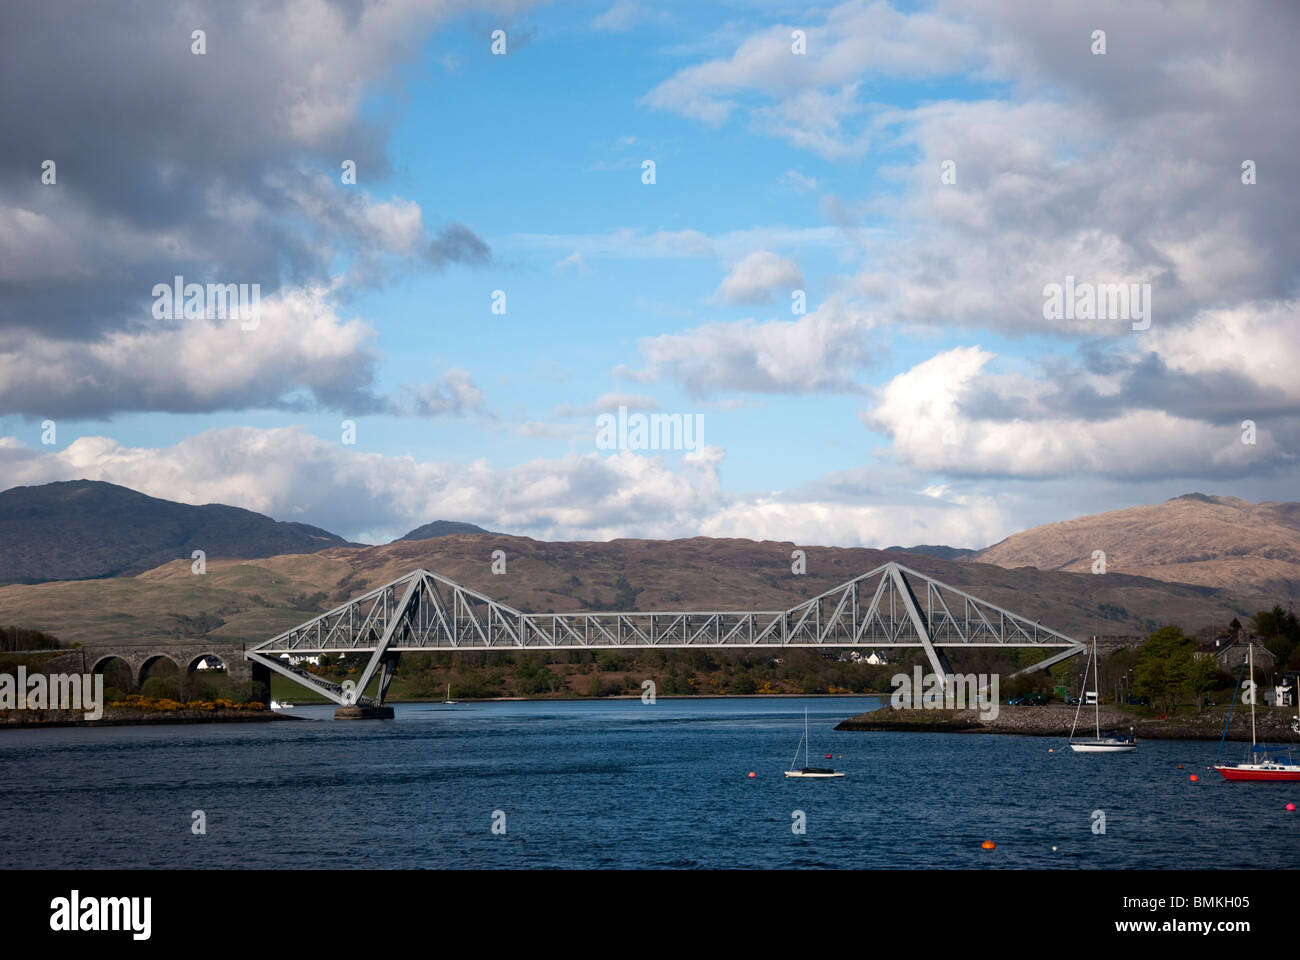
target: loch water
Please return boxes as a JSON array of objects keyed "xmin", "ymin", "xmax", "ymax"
[{"xmin": 1, "ymin": 697, "xmax": 1292, "ymax": 869}]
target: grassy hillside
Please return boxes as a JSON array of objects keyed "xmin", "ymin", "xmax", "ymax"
[{"xmin": 0, "ymin": 532, "xmax": 1275, "ymax": 650}]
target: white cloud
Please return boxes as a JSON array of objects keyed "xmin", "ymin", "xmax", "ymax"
[
  {"xmin": 554, "ymin": 394, "xmax": 661, "ymax": 418},
  {"xmin": 864, "ymin": 345, "xmax": 1286, "ymax": 479},
  {"xmin": 554, "ymin": 250, "xmax": 588, "ymax": 273},
  {"xmin": 713, "ymin": 251, "xmax": 805, "ymax": 304},
  {"xmin": 641, "ymin": 1, "xmax": 978, "ymax": 154},
  {"xmin": 508, "ymin": 225, "xmax": 847, "ymax": 263},
  {"xmin": 592, "ymin": 1, "xmax": 668, "ymax": 33},
  {"xmin": 0, "ymin": 425, "xmax": 1020, "ymax": 549},
  {"xmin": 630, "ymin": 298, "xmax": 879, "ymax": 395},
  {"xmin": 0, "ymin": 283, "xmax": 382, "ymax": 417},
  {"xmin": 395, "ymin": 369, "xmax": 486, "ymax": 417},
  {"xmin": 780, "ymin": 169, "xmax": 819, "ymax": 192}
]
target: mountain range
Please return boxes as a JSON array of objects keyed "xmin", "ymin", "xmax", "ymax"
[{"xmin": 0, "ymin": 480, "xmax": 1295, "ymax": 648}]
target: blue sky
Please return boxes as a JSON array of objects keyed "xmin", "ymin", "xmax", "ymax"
[{"xmin": 2, "ymin": 0, "xmax": 1297, "ymax": 546}]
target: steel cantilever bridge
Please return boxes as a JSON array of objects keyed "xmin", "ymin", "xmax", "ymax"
[{"xmin": 245, "ymin": 561, "xmax": 1087, "ymax": 708}]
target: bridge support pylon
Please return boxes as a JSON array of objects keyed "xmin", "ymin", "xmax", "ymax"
[{"xmin": 334, "ymin": 704, "xmax": 395, "ymax": 720}]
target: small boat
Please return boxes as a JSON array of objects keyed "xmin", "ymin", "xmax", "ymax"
[
  {"xmin": 785, "ymin": 707, "xmax": 845, "ymax": 778},
  {"xmin": 1213, "ymin": 641, "xmax": 1300, "ymax": 781},
  {"xmin": 1069, "ymin": 736, "xmax": 1137, "ymax": 753},
  {"xmin": 1068, "ymin": 637, "xmax": 1137, "ymax": 753},
  {"xmin": 443, "ymin": 683, "xmax": 459, "ymax": 705},
  {"xmin": 270, "ymin": 700, "xmax": 294, "ymax": 710}
]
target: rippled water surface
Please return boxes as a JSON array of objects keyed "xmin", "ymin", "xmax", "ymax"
[{"xmin": 2, "ymin": 697, "xmax": 1293, "ymax": 869}]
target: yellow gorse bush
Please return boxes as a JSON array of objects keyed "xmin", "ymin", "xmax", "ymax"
[{"xmin": 108, "ymin": 694, "xmax": 265, "ymax": 712}]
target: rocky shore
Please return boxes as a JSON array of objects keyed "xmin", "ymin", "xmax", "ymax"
[{"xmin": 836, "ymin": 703, "xmax": 1300, "ymax": 742}]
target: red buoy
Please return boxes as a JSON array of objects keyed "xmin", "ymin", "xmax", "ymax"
[
  {"xmin": 747, "ymin": 771, "xmax": 756, "ymax": 779},
  {"xmin": 1286, "ymin": 803, "xmax": 1295, "ymax": 812},
  {"xmin": 1189, "ymin": 774, "xmax": 1198, "ymax": 782},
  {"xmin": 981, "ymin": 840, "xmax": 996, "ymax": 850},
  {"xmin": 1177, "ymin": 764, "xmax": 1183, "ymax": 769},
  {"xmin": 825, "ymin": 753, "xmax": 832, "ymax": 759}
]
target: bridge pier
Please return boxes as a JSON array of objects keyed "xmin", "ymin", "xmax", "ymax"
[{"xmin": 334, "ymin": 705, "xmax": 395, "ymax": 720}]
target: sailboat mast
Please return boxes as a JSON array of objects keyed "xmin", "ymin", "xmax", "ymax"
[
  {"xmin": 1249, "ymin": 640, "xmax": 1256, "ymax": 751},
  {"xmin": 1094, "ymin": 637, "xmax": 1101, "ymax": 740}
]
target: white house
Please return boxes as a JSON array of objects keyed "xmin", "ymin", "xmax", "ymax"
[{"xmin": 278, "ymin": 653, "xmax": 320, "ymax": 667}]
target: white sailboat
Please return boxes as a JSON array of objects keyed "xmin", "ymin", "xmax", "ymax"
[
  {"xmin": 785, "ymin": 706, "xmax": 845, "ymax": 778},
  {"xmin": 443, "ymin": 682, "xmax": 458, "ymax": 705},
  {"xmin": 1068, "ymin": 636, "xmax": 1137, "ymax": 753}
]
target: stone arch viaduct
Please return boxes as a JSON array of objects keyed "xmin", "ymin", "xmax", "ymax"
[{"xmin": 57, "ymin": 642, "xmax": 269, "ymax": 695}]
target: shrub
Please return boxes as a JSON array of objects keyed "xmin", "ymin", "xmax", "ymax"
[{"xmin": 141, "ymin": 677, "xmax": 180, "ymax": 701}]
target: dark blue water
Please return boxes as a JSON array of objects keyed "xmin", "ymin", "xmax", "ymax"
[{"xmin": 1, "ymin": 697, "xmax": 1293, "ymax": 869}]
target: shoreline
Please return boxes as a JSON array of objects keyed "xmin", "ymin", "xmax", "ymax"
[
  {"xmin": 274, "ymin": 691, "xmax": 886, "ymax": 706},
  {"xmin": 0, "ymin": 692, "xmax": 884, "ymax": 727},
  {"xmin": 0, "ymin": 708, "xmax": 292, "ymax": 729},
  {"xmin": 835, "ymin": 703, "xmax": 1300, "ymax": 742}
]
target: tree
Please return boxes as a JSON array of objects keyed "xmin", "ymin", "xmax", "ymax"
[
  {"xmin": 586, "ymin": 674, "xmax": 603, "ymax": 698},
  {"xmin": 1132, "ymin": 625, "xmax": 1195, "ymax": 714},
  {"xmin": 1251, "ymin": 605, "xmax": 1300, "ymax": 668},
  {"xmin": 729, "ymin": 672, "xmax": 756, "ymax": 695},
  {"xmin": 1185, "ymin": 655, "xmax": 1222, "ymax": 711}
]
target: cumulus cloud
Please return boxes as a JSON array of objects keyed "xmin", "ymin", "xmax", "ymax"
[
  {"xmin": 864, "ymin": 340, "xmax": 1295, "ymax": 480},
  {"xmin": 641, "ymin": 0, "xmax": 978, "ymax": 153},
  {"xmin": 0, "ymin": 0, "xmax": 493, "ymax": 339},
  {"xmin": 0, "ymin": 284, "xmax": 384, "ymax": 418},
  {"xmin": 394, "ymin": 369, "xmax": 487, "ymax": 418},
  {"xmin": 0, "ymin": 283, "xmax": 502, "ymax": 420},
  {"xmin": 553, "ymin": 394, "xmax": 661, "ymax": 418},
  {"xmin": 0, "ymin": 426, "xmax": 727, "ymax": 544},
  {"xmin": 626, "ymin": 298, "xmax": 879, "ymax": 396},
  {"xmin": 647, "ymin": 1, "xmax": 1298, "ymax": 337},
  {"xmin": 0, "ymin": 425, "xmax": 1023, "ymax": 548},
  {"xmin": 713, "ymin": 251, "xmax": 805, "ymax": 304}
]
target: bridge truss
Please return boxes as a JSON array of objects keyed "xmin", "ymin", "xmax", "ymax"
[{"xmin": 245, "ymin": 562, "xmax": 1086, "ymax": 706}]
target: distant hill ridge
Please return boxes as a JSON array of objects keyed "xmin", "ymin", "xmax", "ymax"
[
  {"xmin": 885, "ymin": 544, "xmax": 977, "ymax": 561},
  {"xmin": 0, "ymin": 480, "xmax": 356, "ymax": 584},
  {"xmin": 973, "ymin": 492, "xmax": 1300, "ymax": 598},
  {"xmin": 398, "ymin": 520, "xmax": 493, "ymax": 540}
]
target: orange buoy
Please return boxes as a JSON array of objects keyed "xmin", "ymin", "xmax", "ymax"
[
  {"xmin": 1177, "ymin": 764, "xmax": 1183, "ymax": 769},
  {"xmin": 981, "ymin": 840, "xmax": 996, "ymax": 850},
  {"xmin": 747, "ymin": 771, "xmax": 756, "ymax": 779},
  {"xmin": 1189, "ymin": 774, "xmax": 1198, "ymax": 782},
  {"xmin": 1048, "ymin": 748, "xmax": 1054, "ymax": 753}
]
